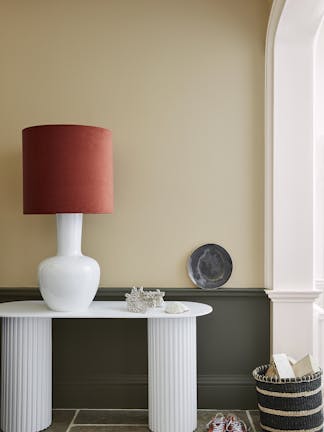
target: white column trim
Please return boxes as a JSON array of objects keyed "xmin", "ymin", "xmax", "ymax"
[
  {"xmin": 265, "ymin": 0, "xmax": 324, "ymax": 358},
  {"xmin": 265, "ymin": 289, "xmax": 322, "ymax": 303},
  {"xmin": 264, "ymin": 0, "xmax": 286, "ymax": 290},
  {"xmin": 314, "ymin": 304, "xmax": 324, "ymax": 319},
  {"xmin": 315, "ymin": 280, "xmax": 324, "ymax": 291},
  {"xmin": 265, "ymin": 0, "xmax": 324, "ymax": 293}
]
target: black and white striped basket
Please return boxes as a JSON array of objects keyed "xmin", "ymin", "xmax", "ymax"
[{"xmin": 253, "ymin": 364, "xmax": 323, "ymax": 432}]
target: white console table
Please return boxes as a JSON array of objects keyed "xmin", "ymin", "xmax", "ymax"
[{"xmin": 0, "ymin": 300, "xmax": 212, "ymax": 432}]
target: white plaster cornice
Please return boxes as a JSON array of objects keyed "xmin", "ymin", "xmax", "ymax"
[{"xmin": 265, "ymin": 289, "xmax": 322, "ymax": 303}]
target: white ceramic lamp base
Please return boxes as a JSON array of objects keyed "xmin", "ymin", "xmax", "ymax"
[{"xmin": 39, "ymin": 213, "xmax": 100, "ymax": 312}]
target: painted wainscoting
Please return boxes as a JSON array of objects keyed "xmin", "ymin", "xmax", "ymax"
[{"xmin": 0, "ymin": 288, "xmax": 269, "ymax": 409}]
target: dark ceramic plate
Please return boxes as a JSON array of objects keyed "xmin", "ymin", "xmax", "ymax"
[{"xmin": 187, "ymin": 244, "xmax": 232, "ymax": 289}]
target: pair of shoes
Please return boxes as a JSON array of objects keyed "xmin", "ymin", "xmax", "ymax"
[
  {"xmin": 206, "ymin": 413, "xmax": 226, "ymax": 432},
  {"xmin": 206, "ymin": 413, "xmax": 248, "ymax": 432},
  {"xmin": 226, "ymin": 414, "xmax": 248, "ymax": 432}
]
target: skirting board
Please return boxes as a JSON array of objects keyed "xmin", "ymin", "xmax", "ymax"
[{"xmin": 0, "ymin": 287, "xmax": 269, "ymax": 409}]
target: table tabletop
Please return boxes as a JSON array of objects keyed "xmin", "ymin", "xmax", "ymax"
[{"xmin": 0, "ymin": 300, "xmax": 212, "ymax": 319}]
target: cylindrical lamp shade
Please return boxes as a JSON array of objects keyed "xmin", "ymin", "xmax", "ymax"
[{"xmin": 23, "ymin": 125, "xmax": 113, "ymax": 214}]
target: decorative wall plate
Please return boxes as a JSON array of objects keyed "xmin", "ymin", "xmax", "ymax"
[{"xmin": 187, "ymin": 244, "xmax": 232, "ymax": 289}]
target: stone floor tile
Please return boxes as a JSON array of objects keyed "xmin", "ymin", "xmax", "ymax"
[
  {"xmin": 0, "ymin": 409, "xmax": 260, "ymax": 432},
  {"xmin": 71, "ymin": 427, "xmax": 149, "ymax": 432},
  {"xmin": 47, "ymin": 410, "xmax": 76, "ymax": 431},
  {"xmin": 248, "ymin": 410, "xmax": 260, "ymax": 432},
  {"xmin": 75, "ymin": 409, "xmax": 148, "ymax": 425}
]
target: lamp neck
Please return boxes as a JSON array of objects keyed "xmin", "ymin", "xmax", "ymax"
[{"xmin": 56, "ymin": 213, "xmax": 83, "ymax": 256}]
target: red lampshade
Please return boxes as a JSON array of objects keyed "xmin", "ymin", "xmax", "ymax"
[{"xmin": 23, "ymin": 124, "xmax": 113, "ymax": 214}]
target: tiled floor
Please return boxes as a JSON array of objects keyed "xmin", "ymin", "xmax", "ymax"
[{"xmin": 48, "ymin": 409, "xmax": 260, "ymax": 431}]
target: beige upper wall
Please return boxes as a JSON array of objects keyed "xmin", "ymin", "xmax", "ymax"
[{"xmin": 0, "ymin": 0, "xmax": 270, "ymax": 288}]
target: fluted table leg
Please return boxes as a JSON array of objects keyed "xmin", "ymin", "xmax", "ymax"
[
  {"xmin": 148, "ymin": 317, "xmax": 197, "ymax": 432},
  {"xmin": 1, "ymin": 317, "xmax": 52, "ymax": 432}
]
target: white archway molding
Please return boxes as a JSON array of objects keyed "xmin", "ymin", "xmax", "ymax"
[{"xmin": 265, "ymin": 0, "xmax": 324, "ymax": 359}]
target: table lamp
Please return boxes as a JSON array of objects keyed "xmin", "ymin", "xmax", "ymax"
[{"xmin": 23, "ymin": 124, "xmax": 113, "ymax": 312}]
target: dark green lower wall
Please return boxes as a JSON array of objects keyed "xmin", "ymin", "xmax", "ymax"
[{"xmin": 0, "ymin": 288, "xmax": 269, "ymax": 409}]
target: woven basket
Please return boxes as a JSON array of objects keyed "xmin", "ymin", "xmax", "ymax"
[{"xmin": 253, "ymin": 364, "xmax": 323, "ymax": 432}]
